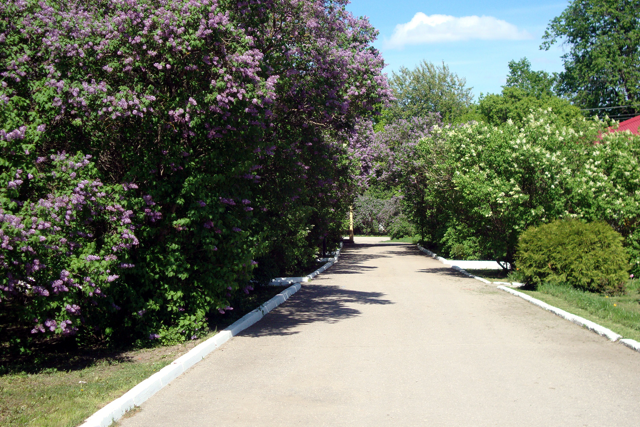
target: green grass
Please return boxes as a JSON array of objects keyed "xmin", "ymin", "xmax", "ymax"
[
  {"xmin": 468, "ymin": 269, "xmax": 640, "ymax": 341},
  {"xmin": 0, "ymin": 285, "xmax": 288, "ymax": 427},
  {"xmin": 464, "ymin": 269, "xmax": 511, "ymax": 282},
  {"xmin": 382, "ymin": 235, "xmax": 420, "ymax": 243},
  {"xmin": 0, "ymin": 355, "xmax": 171, "ymax": 427},
  {"xmin": 519, "ymin": 281, "xmax": 640, "ymax": 342}
]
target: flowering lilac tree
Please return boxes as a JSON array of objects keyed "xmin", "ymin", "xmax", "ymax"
[
  {"xmin": 1, "ymin": 153, "xmax": 140, "ymax": 347},
  {"xmin": 1, "ymin": 0, "xmax": 389, "ymax": 348},
  {"xmin": 347, "ymin": 115, "xmax": 441, "ymax": 238}
]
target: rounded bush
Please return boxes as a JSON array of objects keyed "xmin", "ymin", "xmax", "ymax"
[{"xmin": 516, "ymin": 219, "xmax": 629, "ymax": 293}]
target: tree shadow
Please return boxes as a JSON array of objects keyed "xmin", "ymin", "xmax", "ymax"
[
  {"xmin": 382, "ymin": 246, "xmax": 426, "ymax": 257},
  {"xmin": 240, "ymin": 283, "xmax": 393, "ymax": 337},
  {"xmin": 327, "ymin": 247, "xmax": 390, "ymax": 275},
  {"xmin": 416, "ymin": 267, "xmax": 471, "ymax": 279}
]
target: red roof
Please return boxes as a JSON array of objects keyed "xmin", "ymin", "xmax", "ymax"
[{"xmin": 614, "ymin": 115, "xmax": 640, "ymax": 135}]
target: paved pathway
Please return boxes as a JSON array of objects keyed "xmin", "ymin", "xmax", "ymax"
[{"xmin": 120, "ymin": 237, "xmax": 640, "ymax": 426}]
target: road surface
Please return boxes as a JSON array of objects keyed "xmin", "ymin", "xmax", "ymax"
[{"xmin": 120, "ymin": 237, "xmax": 640, "ymax": 426}]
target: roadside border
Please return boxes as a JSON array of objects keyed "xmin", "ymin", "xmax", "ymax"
[
  {"xmin": 80, "ymin": 243, "xmax": 343, "ymax": 427},
  {"xmin": 416, "ymin": 244, "xmax": 640, "ymax": 353}
]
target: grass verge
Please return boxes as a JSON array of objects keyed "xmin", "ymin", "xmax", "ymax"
[
  {"xmin": 470, "ymin": 269, "xmax": 640, "ymax": 342},
  {"xmin": 382, "ymin": 235, "xmax": 420, "ymax": 243},
  {"xmin": 0, "ymin": 285, "xmax": 289, "ymax": 427},
  {"xmin": 464, "ymin": 269, "xmax": 511, "ymax": 282},
  {"xmin": 519, "ymin": 281, "xmax": 640, "ymax": 342}
]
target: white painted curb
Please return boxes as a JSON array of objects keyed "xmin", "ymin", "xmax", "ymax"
[
  {"xmin": 416, "ymin": 244, "xmax": 510, "ymax": 270},
  {"xmin": 418, "ymin": 245, "xmax": 522, "ymax": 287},
  {"xmin": 79, "ymin": 283, "xmax": 301, "ymax": 427},
  {"xmin": 417, "ymin": 244, "xmax": 639, "ymax": 352},
  {"xmin": 80, "ymin": 242, "xmax": 345, "ymax": 427},
  {"xmin": 620, "ymin": 339, "xmax": 640, "ymax": 353},
  {"xmin": 269, "ymin": 242, "xmax": 342, "ymax": 286},
  {"xmin": 497, "ymin": 285, "xmax": 622, "ymax": 342}
]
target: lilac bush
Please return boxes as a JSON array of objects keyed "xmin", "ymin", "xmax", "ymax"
[
  {"xmin": 348, "ymin": 115, "xmax": 442, "ymax": 238},
  {"xmin": 1, "ymin": 0, "xmax": 390, "ymax": 347},
  {"xmin": 352, "ymin": 194, "xmax": 402, "ymax": 235},
  {"xmin": 1, "ymin": 152, "xmax": 140, "ymax": 346}
]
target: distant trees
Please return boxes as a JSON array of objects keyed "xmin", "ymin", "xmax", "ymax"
[
  {"xmin": 504, "ymin": 58, "xmax": 556, "ymax": 98},
  {"xmin": 384, "ymin": 61, "xmax": 474, "ymax": 125},
  {"xmin": 476, "ymin": 57, "xmax": 582, "ymax": 126},
  {"xmin": 541, "ymin": 0, "xmax": 640, "ymax": 119},
  {"xmin": 478, "ymin": 87, "xmax": 583, "ymax": 127}
]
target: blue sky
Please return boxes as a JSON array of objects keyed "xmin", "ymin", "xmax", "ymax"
[{"xmin": 345, "ymin": 0, "xmax": 570, "ymax": 100}]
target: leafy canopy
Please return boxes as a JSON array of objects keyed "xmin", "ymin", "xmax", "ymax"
[
  {"xmin": 478, "ymin": 87, "xmax": 583, "ymax": 127},
  {"xmin": 541, "ymin": 0, "xmax": 640, "ymax": 118},
  {"xmin": 384, "ymin": 60, "xmax": 473, "ymax": 125},
  {"xmin": 504, "ymin": 57, "xmax": 557, "ymax": 99}
]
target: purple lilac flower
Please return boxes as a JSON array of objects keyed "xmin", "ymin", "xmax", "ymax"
[
  {"xmin": 32, "ymin": 286, "xmax": 49, "ymax": 296},
  {"xmin": 65, "ymin": 304, "xmax": 81, "ymax": 315},
  {"xmin": 44, "ymin": 318, "xmax": 57, "ymax": 331},
  {"xmin": 31, "ymin": 324, "xmax": 45, "ymax": 334},
  {"xmin": 143, "ymin": 195, "xmax": 156, "ymax": 206}
]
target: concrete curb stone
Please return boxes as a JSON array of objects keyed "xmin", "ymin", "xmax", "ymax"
[
  {"xmin": 497, "ymin": 286, "xmax": 621, "ymax": 342},
  {"xmin": 79, "ymin": 243, "xmax": 343, "ymax": 427},
  {"xmin": 416, "ymin": 244, "xmax": 638, "ymax": 351},
  {"xmin": 269, "ymin": 242, "xmax": 342, "ymax": 286},
  {"xmin": 620, "ymin": 339, "xmax": 640, "ymax": 353}
]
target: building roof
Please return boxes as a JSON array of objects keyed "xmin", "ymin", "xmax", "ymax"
[{"xmin": 614, "ymin": 115, "xmax": 640, "ymax": 135}]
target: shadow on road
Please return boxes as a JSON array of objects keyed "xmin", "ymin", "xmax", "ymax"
[
  {"xmin": 241, "ymin": 284, "xmax": 393, "ymax": 337},
  {"xmin": 240, "ymin": 241, "xmax": 450, "ymax": 337},
  {"xmin": 416, "ymin": 267, "xmax": 470, "ymax": 279},
  {"xmin": 382, "ymin": 246, "xmax": 424, "ymax": 257},
  {"xmin": 327, "ymin": 246, "xmax": 390, "ymax": 275}
]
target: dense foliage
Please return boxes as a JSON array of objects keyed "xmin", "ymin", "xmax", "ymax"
[
  {"xmin": 503, "ymin": 58, "xmax": 557, "ymax": 98},
  {"xmin": 352, "ymin": 194, "xmax": 401, "ymax": 235},
  {"xmin": 516, "ymin": 219, "xmax": 629, "ymax": 293},
  {"xmin": 541, "ymin": 0, "xmax": 640, "ymax": 118},
  {"xmin": 381, "ymin": 61, "xmax": 473, "ymax": 127},
  {"xmin": 0, "ymin": 0, "xmax": 390, "ymax": 350},
  {"xmin": 396, "ymin": 109, "xmax": 640, "ymax": 273},
  {"xmin": 478, "ymin": 87, "xmax": 583, "ymax": 127}
]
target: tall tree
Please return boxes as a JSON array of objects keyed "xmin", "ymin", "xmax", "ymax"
[
  {"xmin": 478, "ymin": 87, "xmax": 583, "ymax": 127},
  {"xmin": 541, "ymin": 0, "xmax": 640, "ymax": 120},
  {"xmin": 386, "ymin": 60, "xmax": 473, "ymax": 124},
  {"xmin": 504, "ymin": 57, "xmax": 557, "ymax": 99}
]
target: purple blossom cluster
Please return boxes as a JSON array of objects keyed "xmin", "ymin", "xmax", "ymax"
[
  {"xmin": 0, "ymin": 152, "xmax": 139, "ymax": 338},
  {"xmin": 0, "ymin": 0, "xmax": 391, "ymax": 347}
]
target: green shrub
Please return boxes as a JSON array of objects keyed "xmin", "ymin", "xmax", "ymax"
[
  {"xmin": 516, "ymin": 219, "xmax": 629, "ymax": 293},
  {"xmin": 387, "ymin": 213, "xmax": 416, "ymax": 240},
  {"xmin": 396, "ymin": 108, "xmax": 640, "ymax": 269},
  {"xmin": 439, "ymin": 222, "xmax": 482, "ymax": 260}
]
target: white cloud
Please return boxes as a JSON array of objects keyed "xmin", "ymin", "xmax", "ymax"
[{"xmin": 384, "ymin": 13, "xmax": 532, "ymax": 49}]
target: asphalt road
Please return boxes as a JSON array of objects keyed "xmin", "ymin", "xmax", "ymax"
[{"xmin": 120, "ymin": 237, "xmax": 640, "ymax": 426}]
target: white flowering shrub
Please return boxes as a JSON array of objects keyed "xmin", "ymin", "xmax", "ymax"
[{"xmin": 405, "ymin": 109, "xmax": 640, "ymax": 272}]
